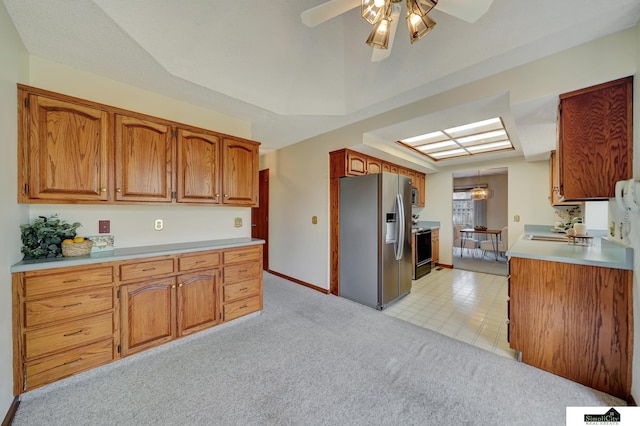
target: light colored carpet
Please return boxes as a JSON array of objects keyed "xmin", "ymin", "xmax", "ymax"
[{"xmin": 14, "ymin": 272, "xmax": 623, "ymax": 425}]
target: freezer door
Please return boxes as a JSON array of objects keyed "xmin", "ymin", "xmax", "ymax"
[
  {"xmin": 398, "ymin": 176, "xmax": 413, "ymax": 297},
  {"xmin": 339, "ymin": 174, "xmax": 380, "ymax": 309}
]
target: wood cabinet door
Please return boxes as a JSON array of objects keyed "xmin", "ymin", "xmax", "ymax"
[
  {"xmin": 222, "ymin": 137, "xmax": 259, "ymax": 206},
  {"xmin": 176, "ymin": 129, "xmax": 221, "ymax": 204},
  {"xmin": 558, "ymin": 77, "xmax": 633, "ymax": 200},
  {"xmin": 120, "ymin": 278, "xmax": 176, "ymax": 356},
  {"xmin": 366, "ymin": 158, "xmax": 382, "ymax": 174},
  {"xmin": 176, "ymin": 270, "xmax": 219, "ymax": 337},
  {"xmin": 509, "ymin": 257, "xmax": 632, "ymax": 399},
  {"xmin": 115, "ymin": 115, "xmax": 174, "ymax": 202},
  {"xmin": 549, "ymin": 150, "xmax": 581, "ymax": 206},
  {"xmin": 417, "ymin": 173, "xmax": 426, "ymax": 207},
  {"xmin": 346, "ymin": 151, "xmax": 367, "ymax": 175},
  {"xmin": 382, "ymin": 162, "xmax": 398, "ymax": 174},
  {"xmin": 25, "ymin": 94, "xmax": 110, "ymax": 201}
]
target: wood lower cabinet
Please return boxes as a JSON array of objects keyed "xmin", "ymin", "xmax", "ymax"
[
  {"xmin": 19, "ymin": 92, "xmax": 110, "ymax": 202},
  {"xmin": 557, "ymin": 76, "xmax": 633, "ymax": 201},
  {"xmin": 120, "ymin": 277, "xmax": 177, "ymax": 356},
  {"xmin": 509, "ymin": 257, "xmax": 632, "ymax": 400},
  {"xmin": 222, "ymin": 246, "xmax": 263, "ymax": 321},
  {"xmin": 13, "ymin": 243, "xmax": 262, "ymax": 395},
  {"xmin": 12, "ymin": 263, "xmax": 117, "ymax": 395},
  {"xmin": 431, "ymin": 229, "xmax": 439, "ymax": 265}
]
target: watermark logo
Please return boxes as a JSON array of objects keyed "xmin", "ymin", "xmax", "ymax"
[{"xmin": 584, "ymin": 408, "xmax": 621, "ymax": 424}]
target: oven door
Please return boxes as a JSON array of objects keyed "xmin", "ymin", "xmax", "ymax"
[{"xmin": 415, "ymin": 230, "xmax": 432, "ymax": 279}]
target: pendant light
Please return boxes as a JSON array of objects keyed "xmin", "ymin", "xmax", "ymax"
[
  {"xmin": 366, "ymin": 4, "xmax": 392, "ymax": 49},
  {"xmin": 470, "ymin": 170, "xmax": 488, "ymax": 200}
]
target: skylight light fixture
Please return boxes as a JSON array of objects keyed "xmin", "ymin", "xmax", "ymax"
[{"xmin": 396, "ymin": 117, "xmax": 514, "ymax": 162}]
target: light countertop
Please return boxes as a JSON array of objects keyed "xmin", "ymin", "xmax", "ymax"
[
  {"xmin": 506, "ymin": 225, "xmax": 633, "ymax": 270},
  {"xmin": 11, "ymin": 237, "xmax": 265, "ymax": 273}
]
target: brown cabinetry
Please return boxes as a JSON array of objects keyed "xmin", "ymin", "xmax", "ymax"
[
  {"xmin": 17, "ymin": 84, "xmax": 260, "ymax": 206},
  {"xmin": 115, "ymin": 115, "xmax": 173, "ymax": 202},
  {"xmin": 19, "ymin": 93, "xmax": 110, "ymax": 202},
  {"xmin": 13, "ymin": 243, "xmax": 262, "ymax": 395},
  {"xmin": 431, "ymin": 228, "xmax": 439, "ymax": 265},
  {"xmin": 557, "ymin": 76, "xmax": 633, "ymax": 201},
  {"xmin": 222, "ymin": 137, "xmax": 260, "ymax": 206},
  {"xmin": 509, "ymin": 257, "xmax": 632, "ymax": 399},
  {"xmin": 221, "ymin": 246, "xmax": 263, "ymax": 321},
  {"xmin": 548, "ymin": 150, "xmax": 581, "ymax": 206},
  {"xmin": 12, "ymin": 264, "xmax": 116, "ymax": 394}
]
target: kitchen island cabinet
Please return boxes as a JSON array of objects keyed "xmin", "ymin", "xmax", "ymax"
[
  {"xmin": 507, "ymin": 229, "xmax": 633, "ymax": 400},
  {"xmin": 12, "ymin": 238, "xmax": 263, "ymax": 395}
]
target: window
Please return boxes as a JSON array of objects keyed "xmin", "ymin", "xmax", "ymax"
[{"xmin": 453, "ymin": 190, "xmax": 487, "ymax": 230}]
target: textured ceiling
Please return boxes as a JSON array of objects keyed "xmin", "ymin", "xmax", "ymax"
[{"xmin": 4, "ymin": 0, "xmax": 640, "ymax": 169}]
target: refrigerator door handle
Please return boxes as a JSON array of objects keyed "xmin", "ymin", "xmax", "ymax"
[{"xmin": 395, "ymin": 194, "xmax": 405, "ymax": 261}]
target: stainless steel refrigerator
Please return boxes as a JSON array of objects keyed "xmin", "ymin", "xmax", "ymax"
[{"xmin": 339, "ymin": 172, "xmax": 412, "ymax": 310}]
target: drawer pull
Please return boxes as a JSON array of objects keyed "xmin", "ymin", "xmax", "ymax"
[
  {"xmin": 142, "ymin": 267, "xmax": 156, "ymax": 272},
  {"xmin": 64, "ymin": 358, "xmax": 83, "ymax": 366},
  {"xmin": 240, "ymin": 287, "xmax": 248, "ymax": 292},
  {"xmin": 63, "ymin": 303, "xmax": 82, "ymax": 308},
  {"xmin": 195, "ymin": 260, "xmax": 206, "ymax": 264},
  {"xmin": 63, "ymin": 329, "xmax": 83, "ymax": 337},
  {"xmin": 240, "ymin": 304, "xmax": 247, "ymax": 309},
  {"xmin": 63, "ymin": 279, "xmax": 82, "ymax": 283},
  {"xmin": 239, "ymin": 269, "xmax": 248, "ymax": 273}
]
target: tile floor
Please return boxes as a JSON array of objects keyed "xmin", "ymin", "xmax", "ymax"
[{"xmin": 383, "ymin": 266, "xmax": 517, "ymax": 359}]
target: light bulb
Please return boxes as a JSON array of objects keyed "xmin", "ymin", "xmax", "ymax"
[{"xmin": 374, "ymin": 0, "xmax": 386, "ymax": 7}]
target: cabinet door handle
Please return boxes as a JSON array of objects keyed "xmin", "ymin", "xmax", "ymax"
[
  {"xmin": 64, "ymin": 329, "xmax": 83, "ymax": 337},
  {"xmin": 179, "ymin": 283, "xmax": 183, "ymax": 287},
  {"xmin": 171, "ymin": 284, "xmax": 176, "ymax": 289},
  {"xmin": 100, "ymin": 187, "xmax": 107, "ymax": 192},
  {"xmin": 116, "ymin": 188, "xmax": 122, "ymax": 193}
]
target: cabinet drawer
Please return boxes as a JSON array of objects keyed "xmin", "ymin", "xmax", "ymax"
[
  {"xmin": 24, "ymin": 267, "xmax": 114, "ymax": 298},
  {"xmin": 223, "ymin": 278, "xmax": 261, "ymax": 302},
  {"xmin": 120, "ymin": 258, "xmax": 174, "ymax": 281},
  {"xmin": 25, "ymin": 287, "xmax": 113, "ymax": 328},
  {"xmin": 25, "ymin": 339, "xmax": 113, "ymax": 391},
  {"xmin": 223, "ymin": 246, "xmax": 262, "ymax": 265},
  {"xmin": 223, "ymin": 295, "xmax": 261, "ymax": 322},
  {"xmin": 223, "ymin": 260, "xmax": 261, "ymax": 284},
  {"xmin": 178, "ymin": 251, "xmax": 220, "ymax": 272},
  {"xmin": 24, "ymin": 312, "xmax": 113, "ymax": 360}
]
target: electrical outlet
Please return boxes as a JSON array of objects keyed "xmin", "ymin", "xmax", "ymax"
[
  {"xmin": 312, "ymin": 216, "xmax": 318, "ymax": 224},
  {"xmin": 513, "ymin": 215, "xmax": 520, "ymax": 222},
  {"xmin": 154, "ymin": 219, "xmax": 164, "ymax": 231},
  {"xmin": 99, "ymin": 220, "xmax": 110, "ymax": 234},
  {"xmin": 234, "ymin": 217, "xmax": 242, "ymax": 228}
]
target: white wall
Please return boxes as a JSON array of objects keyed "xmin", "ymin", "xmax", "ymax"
[
  {"xmin": 262, "ymin": 28, "xmax": 636, "ymax": 290},
  {"xmin": 26, "ymin": 58, "xmax": 254, "ymax": 248},
  {"xmin": 0, "ymin": 1, "xmax": 29, "ymax": 413}
]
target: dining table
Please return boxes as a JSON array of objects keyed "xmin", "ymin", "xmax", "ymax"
[{"xmin": 460, "ymin": 228, "xmax": 503, "ymax": 261}]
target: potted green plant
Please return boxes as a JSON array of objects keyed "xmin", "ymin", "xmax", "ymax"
[{"xmin": 20, "ymin": 215, "xmax": 81, "ymax": 260}]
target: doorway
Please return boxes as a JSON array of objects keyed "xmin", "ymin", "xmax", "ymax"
[
  {"xmin": 451, "ymin": 168, "xmax": 508, "ymax": 276},
  {"xmin": 251, "ymin": 169, "xmax": 269, "ymax": 270}
]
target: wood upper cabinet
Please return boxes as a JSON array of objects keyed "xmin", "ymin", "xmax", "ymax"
[
  {"xmin": 222, "ymin": 137, "xmax": 259, "ymax": 206},
  {"xmin": 557, "ymin": 76, "xmax": 633, "ymax": 201},
  {"xmin": 346, "ymin": 151, "xmax": 367, "ymax": 176},
  {"xmin": 382, "ymin": 162, "xmax": 398, "ymax": 174},
  {"xmin": 417, "ymin": 173, "xmax": 426, "ymax": 207},
  {"xmin": 509, "ymin": 257, "xmax": 632, "ymax": 400},
  {"xmin": 19, "ymin": 91, "xmax": 110, "ymax": 202},
  {"xmin": 366, "ymin": 158, "xmax": 382, "ymax": 174},
  {"xmin": 176, "ymin": 129, "xmax": 221, "ymax": 204},
  {"xmin": 17, "ymin": 85, "xmax": 260, "ymax": 206},
  {"xmin": 115, "ymin": 115, "xmax": 174, "ymax": 202},
  {"xmin": 549, "ymin": 150, "xmax": 581, "ymax": 206}
]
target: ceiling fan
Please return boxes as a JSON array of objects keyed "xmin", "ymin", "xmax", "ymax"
[{"xmin": 301, "ymin": 0, "xmax": 494, "ymax": 62}]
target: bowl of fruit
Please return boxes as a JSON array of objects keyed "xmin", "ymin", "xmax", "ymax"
[
  {"xmin": 474, "ymin": 225, "xmax": 487, "ymax": 231},
  {"xmin": 61, "ymin": 236, "xmax": 93, "ymax": 257}
]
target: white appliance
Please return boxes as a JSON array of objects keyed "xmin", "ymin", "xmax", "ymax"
[{"xmin": 339, "ymin": 172, "xmax": 412, "ymax": 310}]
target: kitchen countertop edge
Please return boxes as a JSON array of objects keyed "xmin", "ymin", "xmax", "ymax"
[
  {"xmin": 507, "ymin": 226, "xmax": 633, "ymax": 270},
  {"xmin": 11, "ymin": 238, "xmax": 265, "ymax": 273}
]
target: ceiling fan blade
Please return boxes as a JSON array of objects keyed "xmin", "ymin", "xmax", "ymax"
[
  {"xmin": 301, "ymin": 0, "xmax": 361, "ymax": 27},
  {"xmin": 435, "ymin": 0, "xmax": 494, "ymax": 23},
  {"xmin": 371, "ymin": 4, "xmax": 400, "ymax": 62}
]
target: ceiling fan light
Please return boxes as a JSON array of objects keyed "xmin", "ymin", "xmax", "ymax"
[
  {"xmin": 407, "ymin": 12, "xmax": 436, "ymax": 43},
  {"xmin": 407, "ymin": 0, "xmax": 437, "ymax": 15},
  {"xmin": 366, "ymin": 16, "xmax": 391, "ymax": 49},
  {"xmin": 362, "ymin": 0, "xmax": 387, "ymax": 24}
]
